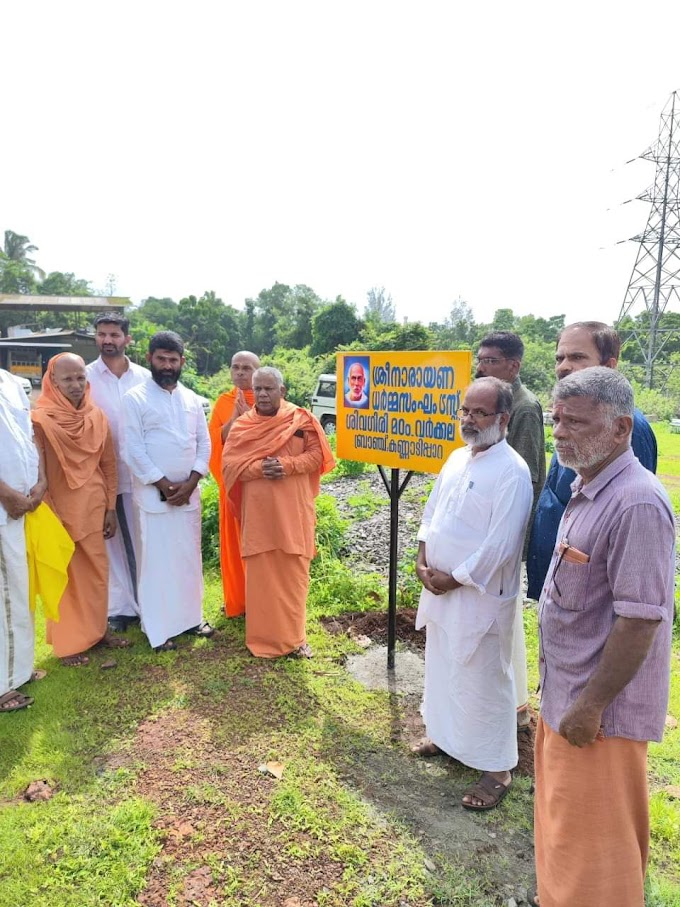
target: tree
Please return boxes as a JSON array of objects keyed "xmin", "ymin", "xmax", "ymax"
[
  {"xmin": 364, "ymin": 286, "xmax": 395, "ymax": 324},
  {"xmin": 133, "ymin": 297, "xmax": 179, "ymax": 328},
  {"xmin": 38, "ymin": 271, "xmax": 92, "ymax": 296},
  {"xmin": 0, "ymin": 255, "xmax": 36, "ymax": 294},
  {"xmin": 274, "ymin": 284, "xmax": 322, "ymax": 349},
  {"xmin": 2, "ymin": 230, "xmax": 45, "ymax": 280},
  {"xmin": 310, "ymin": 298, "xmax": 361, "ymax": 356},
  {"xmin": 174, "ymin": 291, "xmax": 242, "ymax": 374},
  {"xmin": 433, "ymin": 297, "xmax": 476, "ymax": 349}
]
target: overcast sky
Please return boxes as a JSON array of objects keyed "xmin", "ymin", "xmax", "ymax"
[{"xmin": 3, "ymin": 1, "xmax": 679, "ymax": 328}]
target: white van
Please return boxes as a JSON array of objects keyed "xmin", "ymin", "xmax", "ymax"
[{"xmin": 310, "ymin": 374, "xmax": 337, "ymax": 434}]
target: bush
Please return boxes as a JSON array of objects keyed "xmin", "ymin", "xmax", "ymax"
[
  {"xmin": 314, "ymin": 494, "xmax": 349, "ymax": 565},
  {"xmin": 200, "ymin": 476, "xmax": 220, "ymax": 570}
]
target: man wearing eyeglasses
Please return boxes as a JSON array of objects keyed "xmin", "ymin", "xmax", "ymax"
[
  {"xmin": 413, "ymin": 376, "xmax": 533, "ymax": 811},
  {"xmin": 532, "ymin": 368, "xmax": 673, "ymax": 907},
  {"xmin": 476, "ymin": 331, "xmax": 545, "ymax": 731}
]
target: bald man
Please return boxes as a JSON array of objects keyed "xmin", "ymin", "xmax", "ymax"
[
  {"xmin": 208, "ymin": 351, "xmax": 260, "ymax": 617},
  {"xmin": 32, "ymin": 354, "xmax": 129, "ymax": 665}
]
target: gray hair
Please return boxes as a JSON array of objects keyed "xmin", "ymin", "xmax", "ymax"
[
  {"xmin": 553, "ymin": 367, "xmax": 634, "ymax": 418},
  {"xmin": 472, "ymin": 376, "xmax": 514, "ymax": 414},
  {"xmin": 253, "ymin": 366, "xmax": 285, "ymax": 388}
]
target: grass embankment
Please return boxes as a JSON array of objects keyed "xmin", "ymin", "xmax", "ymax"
[{"xmin": 0, "ymin": 426, "xmax": 679, "ymax": 906}]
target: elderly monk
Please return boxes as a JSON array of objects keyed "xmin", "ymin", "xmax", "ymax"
[
  {"xmin": 208, "ymin": 350, "xmax": 260, "ymax": 617},
  {"xmin": 222, "ymin": 366, "xmax": 335, "ymax": 658},
  {"xmin": 31, "ymin": 354, "xmax": 129, "ymax": 666},
  {"xmin": 532, "ymin": 368, "xmax": 674, "ymax": 907},
  {"xmin": 0, "ymin": 369, "xmax": 46, "ymax": 710}
]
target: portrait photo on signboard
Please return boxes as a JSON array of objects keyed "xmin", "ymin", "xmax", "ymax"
[{"xmin": 343, "ymin": 356, "xmax": 370, "ymax": 409}]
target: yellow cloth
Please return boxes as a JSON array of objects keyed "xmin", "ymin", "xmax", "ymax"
[{"xmin": 24, "ymin": 502, "xmax": 75, "ymax": 622}]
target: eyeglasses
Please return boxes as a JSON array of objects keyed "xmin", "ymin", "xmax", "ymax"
[
  {"xmin": 457, "ymin": 407, "xmax": 500, "ymax": 420},
  {"xmin": 476, "ymin": 356, "xmax": 512, "ymax": 366}
]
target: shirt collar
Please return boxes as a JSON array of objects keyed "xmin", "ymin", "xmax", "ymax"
[
  {"xmin": 467, "ymin": 437, "xmax": 508, "ymax": 461},
  {"xmin": 570, "ymin": 446, "xmax": 636, "ymax": 501},
  {"xmin": 94, "ymin": 355, "xmax": 132, "ymax": 376}
]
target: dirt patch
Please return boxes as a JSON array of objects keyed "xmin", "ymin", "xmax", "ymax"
[{"xmin": 322, "ymin": 607, "xmax": 424, "ymax": 651}]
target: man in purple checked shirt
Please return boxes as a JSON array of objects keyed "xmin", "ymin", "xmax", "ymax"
[{"xmin": 531, "ymin": 368, "xmax": 674, "ymax": 907}]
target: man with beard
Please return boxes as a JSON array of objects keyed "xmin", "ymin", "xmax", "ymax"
[
  {"xmin": 86, "ymin": 313, "xmax": 150, "ymax": 632},
  {"xmin": 122, "ymin": 332, "xmax": 213, "ymax": 651},
  {"xmin": 413, "ymin": 377, "xmax": 533, "ymax": 810},
  {"xmin": 531, "ymin": 368, "xmax": 673, "ymax": 907},
  {"xmin": 208, "ymin": 350, "xmax": 260, "ymax": 618},
  {"xmin": 32, "ymin": 354, "xmax": 126, "ymax": 666}
]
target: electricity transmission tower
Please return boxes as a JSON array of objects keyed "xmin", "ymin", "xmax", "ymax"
[{"xmin": 616, "ymin": 90, "xmax": 680, "ymax": 388}]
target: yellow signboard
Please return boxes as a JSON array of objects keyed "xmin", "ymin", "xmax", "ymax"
[{"xmin": 336, "ymin": 350, "xmax": 472, "ymax": 474}]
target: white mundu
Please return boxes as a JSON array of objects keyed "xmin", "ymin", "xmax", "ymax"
[
  {"xmin": 0, "ymin": 370, "xmax": 39, "ymax": 695},
  {"xmin": 122, "ymin": 379, "xmax": 210, "ymax": 648},
  {"xmin": 87, "ymin": 356, "xmax": 150, "ymax": 620},
  {"xmin": 416, "ymin": 438, "xmax": 532, "ymax": 772}
]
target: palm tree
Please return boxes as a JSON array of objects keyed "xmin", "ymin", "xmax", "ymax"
[{"xmin": 2, "ymin": 230, "xmax": 45, "ymax": 280}]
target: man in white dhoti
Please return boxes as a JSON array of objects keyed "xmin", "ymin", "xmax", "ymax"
[
  {"xmin": 86, "ymin": 312, "xmax": 150, "ymax": 632},
  {"xmin": 0, "ymin": 369, "xmax": 46, "ymax": 711},
  {"xmin": 122, "ymin": 331, "xmax": 213, "ymax": 652},
  {"xmin": 414, "ymin": 376, "xmax": 533, "ymax": 810}
]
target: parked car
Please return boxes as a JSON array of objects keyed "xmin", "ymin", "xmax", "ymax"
[
  {"xmin": 197, "ymin": 394, "xmax": 211, "ymax": 417},
  {"xmin": 310, "ymin": 374, "xmax": 337, "ymax": 434}
]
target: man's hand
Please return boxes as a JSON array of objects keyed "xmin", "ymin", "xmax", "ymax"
[
  {"xmin": 416, "ymin": 562, "xmax": 441, "ymax": 594},
  {"xmin": 27, "ymin": 479, "xmax": 47, "ymax": 512},
  {"xmin": 558, "ymin": 699, "xmax": 603, "ymax": 747},
  {"xmin": 166, "ymin": 478, "xmax": 199, "ymax": 506},
  {"xmin": 103, "ymin": 509, "xmax": 117, "ymax": 540},
  {"xmin": 0, "ymin": 487, "xmax": 33, "ymax": 520},
  {"xmin": 234, "ymin": 389, "xmax": 250, "ymax": 417},
  {"xmin": 262, "ymin": 457, "xmax": 285, "ymax": 480},
  {"xmin": 429, "ymin": 569, "xmax": 461, "ymax": 593},
  {"xmin": 154, "ymin": 477, "xmax": 175, "ymax": 500}
]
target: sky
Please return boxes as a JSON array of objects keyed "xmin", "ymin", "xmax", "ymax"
[{"xmin": 3, "ymin": 1, "xmax": 680, "ymax": 329}]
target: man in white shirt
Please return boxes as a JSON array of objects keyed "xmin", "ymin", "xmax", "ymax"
[
  {"xmin": 0, "ymin": 370, "xmax": 46, "ymax": 711},
  {"xmin": 122, "ymin": 332, "xmax": 213, "ymax": 651},
  {"xmin": 86, "ymin": 313, "xmax": 150, "ymax": 632},
  {"xmin": 413, "ymin": 376, "xmax": 533, "ymax": 810}
]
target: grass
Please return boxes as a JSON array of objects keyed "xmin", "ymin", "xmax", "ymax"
[{"xmin": 2, "ymin": 426, "xmax": 680, "ymax": 905}]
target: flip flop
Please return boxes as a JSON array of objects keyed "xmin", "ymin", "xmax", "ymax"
[
  {"xmin": 30, "ymin": 670, "xmax": 47, "ymax": 682},
  {"xmin": 154, "ymin": 640, "xmax": 177, "ymax": 652},
  {"xmin": 186, "ymin": 622, "xmax": 215, "ymax": 638},
  {"xmin": 528, "ymin": 889, "xmax": 540, "ymax": 906},
  {"xmin": 290, "ymin": 643, "xmax": 313, "ymax": 659},
  {"xmin": 461, "ymin": 772, "xmax": 513, "ymax": 811},
  {"xmin": 0, "ymin": 691, "xmax": 33, "ymax": 712}
]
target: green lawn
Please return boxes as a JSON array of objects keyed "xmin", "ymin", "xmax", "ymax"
[{"xmin": 1, "ymin": 430, "xmax": 679, "ymax": 906}]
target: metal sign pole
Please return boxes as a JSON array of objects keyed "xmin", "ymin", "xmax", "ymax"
[{"xmin": 378, "ymin": 466, "xmax": 415, "ymax": 670}]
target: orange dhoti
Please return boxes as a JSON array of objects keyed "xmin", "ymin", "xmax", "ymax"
[
  {"xmin": 46, "ymin": 531, "xmax": 109, "ymax": 658},
  {"xmin": 244, "ymin": 550, "xmax": 311, "ymax": 657},
  {"xmin": 534, "ymin": 716, "xmax": 649, "ymax": 907},
  {"xmin": 209, "ymin": 388, "xmax": 254, "ymax": 617}
]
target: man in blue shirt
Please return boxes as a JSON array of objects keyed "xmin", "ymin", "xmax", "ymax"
[{"xmin": 526, "ymin": 322, "xmax": 657, "ymax": 601}]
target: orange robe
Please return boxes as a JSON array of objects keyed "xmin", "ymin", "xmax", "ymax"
[
  {"xmin": 223, "ymin": 401, "xmax": 335, "ymax": 656},
  {"xmin": 31, "ymin": 356, "xmax": 117, "ymax": 657},
  {"xmin": 208, "ymin": 388, "xmax": 255, "ymax": 617}
]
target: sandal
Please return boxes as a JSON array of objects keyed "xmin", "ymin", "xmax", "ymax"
[
  {"xmin": 99, "ymin": 632, "xmax": 133, "ymax": 649},
  {"xmin": 290, "ymin": 643, "xmax": 313, "ymax": 659},
  {"xmin": 0, "ymin": 690, "xmax": 33, "ymax": 712},
  {"xmin": 60, "ymin": 654, "xmax": 89, "ymax": 667},
  {"xmin": 461, "ymin": 772, "xmax": 512, "ymax": 811},
  {"xmin": 186, "ymin": 622, "xmax": 215, "ymax": 638},
  {"xmin": 30, "ymin": 670, "xmax": 47, "ymax": 682},
  {"xmin": 528, "ymin": 889, "xmax": 540, "ymax": 906},
  {"xmin": 154, "ymin": 640, "xmax": 177, "ymax": 652},
  {"xmin": 411, "ymin": 739, "xmax": 443, "ymax": 757}
]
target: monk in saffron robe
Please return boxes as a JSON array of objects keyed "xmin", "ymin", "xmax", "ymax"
[
  {"xmin": 32, "ymin": 354, "xmax": 130, "ymax": 666},
  {"xmin": 208, "ymin": 351, "xmax": 259, "ymax": 617},
  {"xmin": 222, "ymin": 366, "xmax": 334, "ymax": 657}
]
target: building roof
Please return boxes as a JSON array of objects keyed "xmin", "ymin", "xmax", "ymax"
[{"xmin": 0, "ymin": 295, "xmax": 128, "ymax": 312}]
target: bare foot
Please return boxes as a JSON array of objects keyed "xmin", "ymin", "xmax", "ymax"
[
  {"xmin": 30, "ymin": 670, "xmax": 47, "ymax": 682},
  {"xmin": 291, "ymin": 643, "xmax": 313, "ymax": 659}
]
